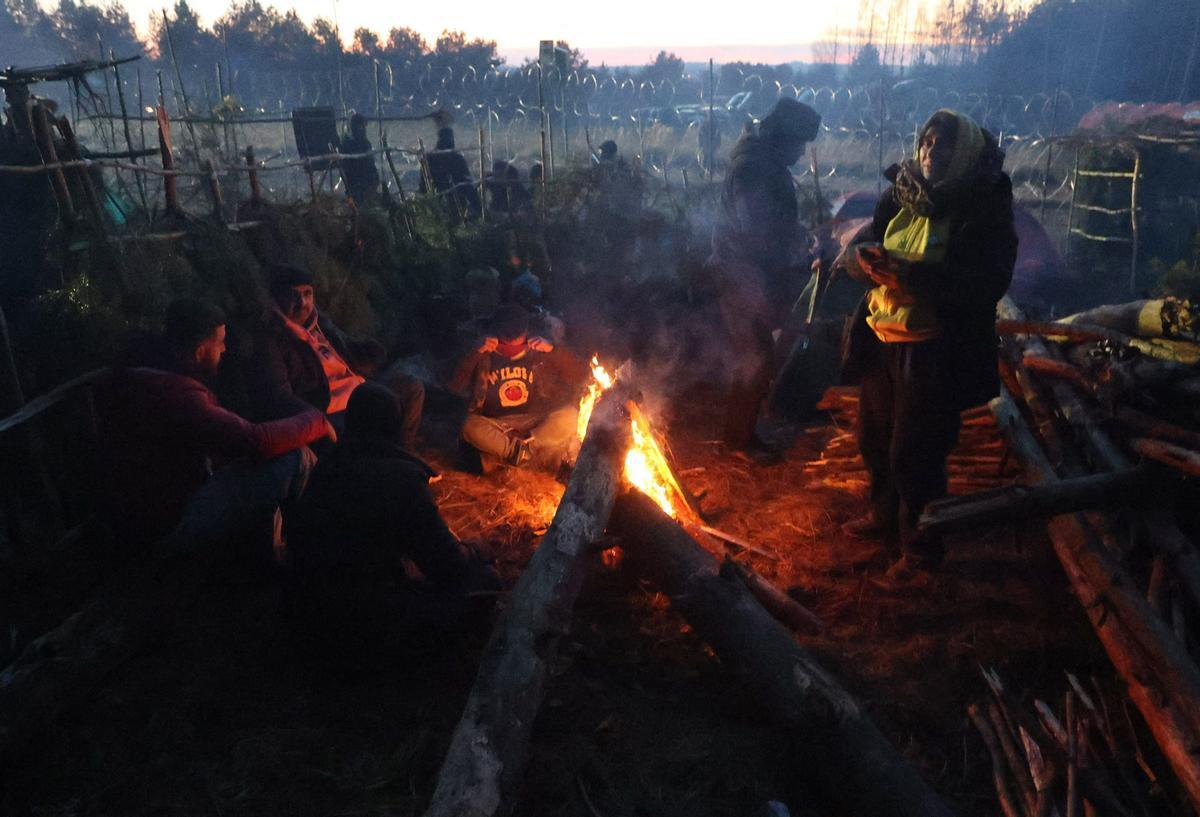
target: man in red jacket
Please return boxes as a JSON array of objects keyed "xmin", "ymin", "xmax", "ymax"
[{"xmin": 100, "ymin": 298, "xmax": 334, "ymax": 548}]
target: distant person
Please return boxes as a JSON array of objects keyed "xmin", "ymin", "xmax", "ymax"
[
  {"xmin": 338, "ymin": 112, "xmax": 381, "ymax": 206},
  {"xmin": 449, "ymin": 304, "xmax": 586, "ymax": 470},
  {"xmin": 841, "ymin": 109, "xmax": 1015, "ymax": 578},
  {"xmin": 98, "ymin": 298, "xmax": 332, "ymax": 547},
  {"xmin": 420, "ymin": 126, "xmax": 481, "ymax": 220},
  {"xmin": 250, "ymin": 265, "xmax": 425, "ymax": 450},
  {"xmin": 597, "ymin": 139, "xmax": 619, "ymax": 164},
  {"xmin": 486, "ymin": 160, "xmax": 533, "ymax": 214},
  {"xmin": 710, "ymin": 98, "xmax": 821, "ymax": 454},
  {"xmin": 285, "ymin": 382, "xmax": 500, "ymax": 666}
]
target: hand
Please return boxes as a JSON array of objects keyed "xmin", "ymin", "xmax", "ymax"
[
  {"xmin": 321, "ymin": 416, "xmax": 338, "ymax": 444},
  {"xmin": 477, "ymin": 336, "xmax": 499, "ymax": 353},
  {"xmin": 527, "ymin": 336, "xmax": 553, "ymax": 353}
]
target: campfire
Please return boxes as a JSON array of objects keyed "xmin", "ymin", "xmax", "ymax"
[{"xmin": 576, "ymin": 357, "xmax": 695, "ymax": 521}]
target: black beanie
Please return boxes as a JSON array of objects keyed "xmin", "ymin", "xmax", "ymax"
[
  {"xmin": 759, "ymin": 98, "xmax": 821, "ymax": 143},
  {"xmin": 345, "ymin": 382, "xmax": 404, "ymax": 442}
]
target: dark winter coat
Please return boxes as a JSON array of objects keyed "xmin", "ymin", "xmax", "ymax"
[
  {"xmin": 99, "ymin": 366, "xmax": 328, "ymax": 541},
  {"xmin": 247, "ymin": 312, "xmax": 385, "ymax": 420},
  {"xmin": 841, "ymin": 167, "xmax": 1017, "ymax": 410},
  {"xmin": 338, "ymin": 133, "xmax": 380, "ymax": 204},
  {"xmin": 711, "ymin": 127, "xmax": 805, "ymax": 279},
  {"xmin": 420, "ymin": 150, "xmax": 482, "ymax": 218},
  {"xmin": 285, "ymin": 434, "xmax": 467, "ymax": 589}
]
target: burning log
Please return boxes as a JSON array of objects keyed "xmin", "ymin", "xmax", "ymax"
[
  {"xmin": 422, "ymin": 387, "xmax": 631, "ymax": 817},
  {"xmin": 609, "ymin": 490, "xmax": 959, "ymax": 817}
]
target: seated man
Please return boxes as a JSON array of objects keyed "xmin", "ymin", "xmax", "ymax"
[
  {"xmin": 449, "ymin": 304, "xmax": 587, "ymax": 469},
  {"xmin": 285, "ymin": 383, "xmax": 500, "ymax": 665},
  {"xmin": 251, "ymin": 265, "xmax": 425, "ymax": 449},
  {"xmin": 99, "ymin": 297, "xmax": 333, "ymax": 549}
]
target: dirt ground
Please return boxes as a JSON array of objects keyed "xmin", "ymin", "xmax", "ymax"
[{"xmin": 3, "ymin": 385, "xmax": 1125, "ymax": 817}]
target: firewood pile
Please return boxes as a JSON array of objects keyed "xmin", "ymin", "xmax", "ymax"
[{"xmin": 954, "ymin": 294, "xmax": 1200, "ymax": 815}]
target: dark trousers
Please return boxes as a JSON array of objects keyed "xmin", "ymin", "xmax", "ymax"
[
  {"xmin": 856, "ymin": 339, "xmax": 961, "ymax": 563},
  {"xmin": 717, "ymin": 259, "xmax": 776, "ymax": 448}
]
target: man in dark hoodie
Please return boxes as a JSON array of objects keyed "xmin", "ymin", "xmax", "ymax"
[
  {"xmin": 285, "ymin": 382, "xmax": 500, "ymax": 665},
  {"xmin": 338, "ymin": 112, "xmax": 381, "ymax": 205},
  {"xmin": 710, "ymin": 98, "xmax": 821, "ymax": 453},
  {"xmin": 420, "ymin": 126, "xmax": 482, "ymax": 220},
  {"xmin": 841, "ymin": 109, "xmax": 1016, "ymax": 577}
]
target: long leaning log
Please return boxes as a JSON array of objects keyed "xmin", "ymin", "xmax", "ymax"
[
  {"xmin": 609, "ymin": 490, "xmax": 959, "ymax": 817},
  {"xmin": 422, "ymin": 389, "xmax": 631, "ymax": 817}
]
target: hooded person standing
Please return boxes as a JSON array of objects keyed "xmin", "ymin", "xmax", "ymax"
[
  {"xmin": 841, "ymin": 109, "xmax": 1017, "ymax": 577},
  {"xmin": 710, "ymin": 98, "xmax": 821, "ymax": 454}
]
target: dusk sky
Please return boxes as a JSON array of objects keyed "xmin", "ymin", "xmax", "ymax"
[{"xmin": 111, "ymin": 0, "xmax": 965, "ymax": 64}]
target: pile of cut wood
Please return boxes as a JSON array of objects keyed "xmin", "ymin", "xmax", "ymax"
[{"xmin": 925, "ymin": 295, "xmax": 1200, "ymax": 815}]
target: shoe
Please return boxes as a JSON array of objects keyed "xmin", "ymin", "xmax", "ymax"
[
  {"xmin": 840, "ymin": 540, "xmax": 894, "ymax": 570},
  {"xmin": 841, "ymin": 515, "xmax": 895, "ymax": 541},
  {"xmin": 505, "ymin": 434, "xmax": 534, "ymax": 467},
  {"xmin": 730, "ymin": 435, "xmax": 786, "ymax": 465},
  {"xmin": 871, "ymin": 555, "xmax": 935, "ymax": 589}
]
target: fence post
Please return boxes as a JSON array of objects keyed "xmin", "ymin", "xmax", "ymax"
[
  {"xmin": 1129, "ymin": 148, "xmax": 1141, "ymax": 295},
  {"xmin": 246, "ymin": 145, "xmax": 262, "ymax": 207},
  {"xmin": 479, "ymin": 124, "xmax": 487, "ymax": 223},
  {"xmin": 113, "ymin": 51, "xmax": 149, "ymax": 218},
  {"xmin": 30, "ymin": 104, "xmax": 75, "ymax": 222},
  {"xmin": 204, "ymin": 159, "xmax": 225, "ymax": 223},
  {"xmin": 156, "ymin": 96, "xmax": 180, "ymax": 217}
]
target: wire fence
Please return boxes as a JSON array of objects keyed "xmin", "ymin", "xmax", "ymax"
[{"xmin": 17, "ymin": 64, "xmax": 1091, "ymax": 241}]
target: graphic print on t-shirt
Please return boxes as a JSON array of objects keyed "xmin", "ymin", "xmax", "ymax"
[{"xmin": 483, "ymin": 362, "xmax": 536, "ymax": 415}]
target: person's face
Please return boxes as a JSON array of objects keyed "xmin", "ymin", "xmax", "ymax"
[
  {"xmin": 279, "ymin": 284, "xmax": 316, "ymax": 325},
  {"xmin": 194, "ymin": 324, "xmax": 226, "ymax": 377},
  {"xmin": 496, "ymin": 332, "xmax": 528, "ymax": 357},
  {"xmin": 919, "ymin": 127, "xmax": 956, "ymax": 184}
]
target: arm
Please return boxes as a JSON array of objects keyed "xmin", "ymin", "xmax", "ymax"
[
  {"xmin": 396, "ymin": 473, "xmax": 473, "ymax": 586},
  {"xmin": 179, "ymin": 383, "xmax": 330, "ymax": 459},
  {"xmin": 447, "ymin": 350, "xmax": 484, "ymax": 397}
]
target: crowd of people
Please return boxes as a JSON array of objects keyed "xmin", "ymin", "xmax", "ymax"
[{"xmin": 81, "ymin": 100, "xmax": 1014, "ymax": 665}]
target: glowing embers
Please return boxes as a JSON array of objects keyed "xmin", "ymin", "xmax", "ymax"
[{"xmin": 576, "ymin": 357, "xmax": 694, "ymax": 521}]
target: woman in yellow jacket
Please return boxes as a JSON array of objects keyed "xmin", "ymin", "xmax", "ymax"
[{"xmin": 841, "ymin": 110, "xmax": 1017, "ymax": 576}]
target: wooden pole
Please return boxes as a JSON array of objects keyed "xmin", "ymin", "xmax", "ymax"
[
  {"xmin": 204, "ymin": 159, "xmax": 225, "ymax": 223},
  {"xmin": 30, "ymin": 103, "xmax": 75, "ymax": 222},
  {"xmin": 112, "ymin": 51, "xmax": 149, "ymax": 218},
  {"xmin": 54, "ymin": 116, "xmax": 108, "ymax": 234},
  {"xmin": 160, "ymin": 8, "xmax": 204, "ymax": 169},
  {"xmin": 155, "ymin": 82, "xmax": 180, "ymax": 218},
  {"xmin": 478, "ymin": 124, "xmax": 487, "ymax": 223},
  {"xmin": 1129, "ymin": 148, "xmax": 1141, "ymax": 295},
  {"xmin": 707, "ymin": 58, "xmax": 715, "ymax": 182},
  {"xmin": 245, "ymin": 146, "xmax": 262, "ymax": 207}
]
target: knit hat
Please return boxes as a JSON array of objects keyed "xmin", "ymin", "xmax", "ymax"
[
  {"xmin": 759, "ymin": 98, "xmax": 821, "ymax": 143},
  {"xmin": 345, "ymin": 382, "xmax": 404, "ymax": 442}
]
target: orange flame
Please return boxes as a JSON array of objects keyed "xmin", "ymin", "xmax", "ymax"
[{"xmin": 576, "ymin": 357, "xmax": 692, "ymax": 520}]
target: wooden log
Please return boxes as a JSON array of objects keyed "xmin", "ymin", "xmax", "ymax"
[
  {"xmin": 1115, "ymin": 406, "xmax": 1200, "ymax": 450},
  {"xmin": 998, "ymin": 316, "xmax": 1200, "ymax": 365},
  {"xmin": 1022, "ymin": 354, "xmax": 1095, "ymax": 393},
  {"xmin": 990, "ymin": 388, "xmax": 1200, "ymax": 810},
  {"xmin": 609, "ymin": 490, "xmax": 959, "ymax": 817},
  {"xmin": 422, "ymin": 389, "xmax": 631, "ymax": 817},
  {"xmin": 1129, "ymin": 438, "xmax": 1200, "ymax": 479},
  {"xmin": 918, "ymin": 466, "xmax": 1152, "ymax": 540}
]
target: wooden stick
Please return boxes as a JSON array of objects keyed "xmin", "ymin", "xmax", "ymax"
[
  {"xmin": 1115, "ymin": 406, "xmax": 1200, "ymax": 450},
  {"xmin": 203, "ymin": 159, "xmax": 224, "ymax": 223},
  {"xmin": 720, "ymin": 557, "xmax": 824, "ymax": 634},
  {"xmin": 989, "ymin": 700, "xmax": 1039, "ymax": 815},
  {"xmin": 30, "ymin": 103, "xmax": 75, "ymax": 221},
  {"xmin": 245, "ymin": 146, "xmax": 262, "ymax": 207},
  {"xmin": 969, "ymin": 703, "xmax": 1027, "ymax": 817},
  {"xmin": 1129, "ymin": 438, "xmax": 1200, "ymax": 478}
]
